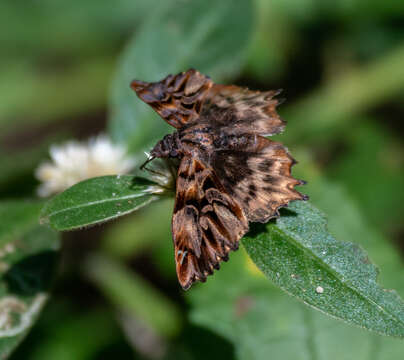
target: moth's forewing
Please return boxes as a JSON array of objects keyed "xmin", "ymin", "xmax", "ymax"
[{"xmin": 131, "ymin": 69, "xmax": 212, "ymax": 129}]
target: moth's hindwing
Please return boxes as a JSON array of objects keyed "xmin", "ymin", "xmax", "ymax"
[{"xmin": 172, "ymin": 155, "xmax": 248, "ymax": 290}]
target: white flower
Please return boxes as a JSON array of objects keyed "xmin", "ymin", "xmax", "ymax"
[{"xmin": 35, "ymin": 135, "xmax": 136, "ymax": 197}]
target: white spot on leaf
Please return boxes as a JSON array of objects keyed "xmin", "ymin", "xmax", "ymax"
[{"xmin": 316, "ymin": 286, "xmax": 324, "ymax": 294}]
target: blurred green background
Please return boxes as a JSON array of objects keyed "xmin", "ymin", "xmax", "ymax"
[{"xmin": 1, "ymin": 0, "xmax": 403, "ymax": 359}]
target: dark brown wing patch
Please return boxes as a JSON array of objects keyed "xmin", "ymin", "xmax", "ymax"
[
  {"xmin": 201, "ymin": 84, "xmax": 285, "ymax": 136},
  {"xmin": 131, "ymin": 69, "xmax": 212, "ymax": 129},
  {"xmin": 172, "ymin": 154, "xmax": 248, "ymax": 290},
  {"xmin": 212, "ymin": 135, "xmax": 306, "ymax": 223}
]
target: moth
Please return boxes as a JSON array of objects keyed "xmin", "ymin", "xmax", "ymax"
[{"xmin": 131, "ymin": 69, "xmax": 307, "ymax": 290}]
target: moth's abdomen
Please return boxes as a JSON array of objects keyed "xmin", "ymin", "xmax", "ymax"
[{"xmin": 213, "ymin": 133, "xmax": 258, "ymax": 151}]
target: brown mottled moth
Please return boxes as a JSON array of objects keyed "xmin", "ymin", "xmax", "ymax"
[{"xmin": 131, "ymin": 69, "xmax": 307, "ymax": 290}]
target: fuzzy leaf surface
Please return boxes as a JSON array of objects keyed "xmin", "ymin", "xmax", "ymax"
[
  {"xmin": 40, "ymin": 176, "xmax": 161, "ymax": 231},
  {"xmin": 242, "ymin": 201, "xmax": 404, "ymax": 337}
]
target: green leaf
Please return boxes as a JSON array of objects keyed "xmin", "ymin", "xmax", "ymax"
[
  {"xmin": 0, "ymin": 226, "xmax": 60, "ymax": 358},
  {"xmin": 108, "ymin": 0, "xmax": 254, "ymax": 151},
  {"xmin": 189, "ymin": 163, "xmax": 404, "ymax": 358},
  {"xmin": 243, "ymin": 200, "xmax": 404, "ymax": 337},
  {"xmin": 293, "ymin": 154, "xmax": 403, "ymax": 291},
  {"xmin": 189, "ymin": 249, "xmax": 404, "ymax": 360},
  {"xmin": 40, "ymin": 175, "xmax": 162, "ymax": 231}
]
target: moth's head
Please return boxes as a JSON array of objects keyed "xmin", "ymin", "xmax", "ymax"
[{"xmin": 130, "ymin": 78, "xmax": 170, "ymax": 104}]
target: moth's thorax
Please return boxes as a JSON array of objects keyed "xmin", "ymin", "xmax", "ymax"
[
  {"xmin": 151, "ymin": 123, "xmax": 262, "ymax": 160},
  {"xmin": 179, "ymin": 123, "xmax": 259, "ymax": 151},
  {"xmin": 179, "ymin": 123, "xmax": 215, "ymax": 149}
]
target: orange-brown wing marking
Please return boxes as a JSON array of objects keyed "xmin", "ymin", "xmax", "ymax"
[
  {"xmin": 131, "ymin": 69, "xmax": 213, "ymax": 129},
  {"xmin": 212, "ymin": 135, "xmax": 307, "ymax": 223},
  {"xmin": 201, "ymin": 84, "xmax": 285, "ymax": 136},
  {"xmin": 172, "ymin": 154, "xmax": 248, "ymax": 290}
]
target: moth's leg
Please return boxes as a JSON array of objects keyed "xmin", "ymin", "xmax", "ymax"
[
  {"xmin": 140, "ymin": 155, "xmax": 155, "ymax": 171},
  {"xmin": 140, "ymin": 156, "xmax": 169, "ymax": 177},
  {"xmin": 143, "ymin": 166, "xmax": 168, "ymax": 177}
]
